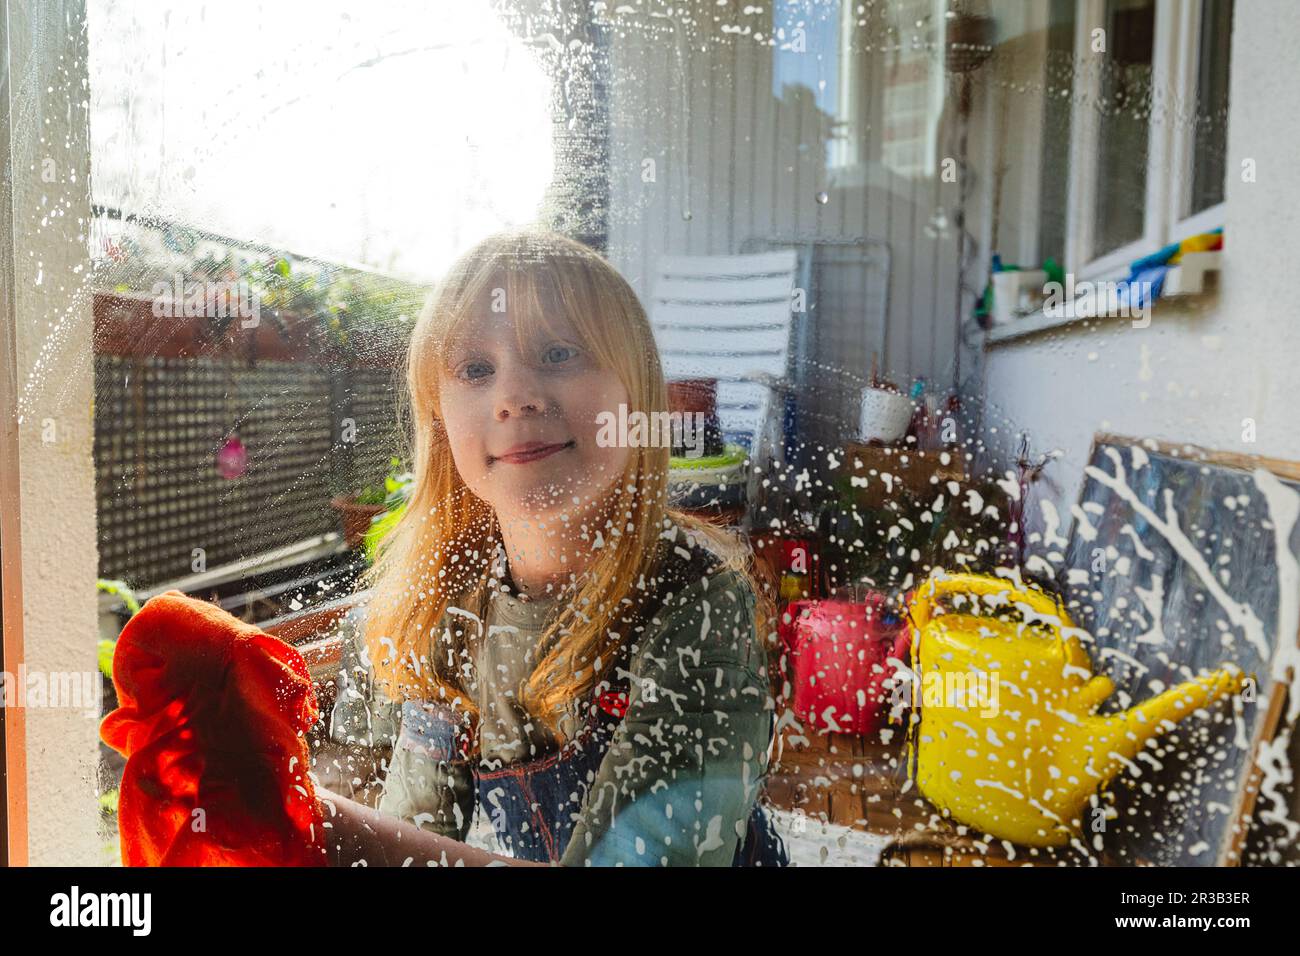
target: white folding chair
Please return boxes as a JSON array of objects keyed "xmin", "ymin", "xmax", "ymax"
[{"xmin": 648, "ymin": 250, "xmax": 799, "ymax": 526}]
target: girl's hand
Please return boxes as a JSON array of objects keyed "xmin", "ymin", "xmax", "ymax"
[{"xmin": 315, "ymin": 787, "xmax": 549, "ymax": 867}]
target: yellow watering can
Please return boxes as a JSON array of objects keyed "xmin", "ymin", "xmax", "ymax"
[{"xmin": 905, "ymin": 571, "xmax": 1245, "ymax": 848}]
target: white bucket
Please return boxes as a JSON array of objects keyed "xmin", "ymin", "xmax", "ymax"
[{"xmin": 859, "ymin": 386, "xmax": 913, "ymax": 443}]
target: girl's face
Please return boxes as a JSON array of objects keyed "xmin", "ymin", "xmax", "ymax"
[{"xmin": 438, "ymin": 305, "xmax": 632, "ymax": 523}]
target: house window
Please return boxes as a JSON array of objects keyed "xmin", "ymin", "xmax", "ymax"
[
  {"xmin": 773, "ymin": 0, "xmax": 841, "ymax": 114},
  {"xmin": 1036, "ymin": 0, "xmax": 1077, "ymax": 267},
  {"xmin": 1183, "ymin": 0, "xmax": 1234, "ymax": 225},
  {"xmin": 773, "ymin": 0, "xmax": 844, "ymax": 169},
  {"xmin": 1091, "ymin": 0, "xmax": 1156, "ymax": 260},
  {"xmin": 1045, "ymin": 0, "xmax": 1232, "ymax": 278}
]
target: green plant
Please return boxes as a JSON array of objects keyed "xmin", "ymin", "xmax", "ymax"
[
  {"xmin": 348, "ymin": 458, "xmax": 409, "ymax": 504},
  {"xmin": 352, "ymin": 484, "xmax": 388, "ymax": 506},
  {"xmin": 97, "ymin": 640, "xmax": 117, "ymax": 681},
  {"xmin": 363, "ymin": 457, "xmax": 414, "ymax": 564},
  {"xmin": 99, "ymin": 788, "xmax": 120, "ymax": 816},
  {"xmin": 224, "ymin": 254, "xmax": 427, "ymax": 354},
  {"xmin": 818, "ymin": 471, "xmax": 1012, "ymax": 594},
  {"xmin": 97, "ymin": 228, "xmax": 429, "ymax": 359},
  {"xmin": 96, "ymin": 578, "xmax": 141, "ymax": 680},
  {"xmin": 97, "ymin": 577, "xmax": 141, "ymax": 616}
]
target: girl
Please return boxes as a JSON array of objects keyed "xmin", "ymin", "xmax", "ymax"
[{"xmin": 317, "ymin": 229, "xmax": 788, "ymax": 867}]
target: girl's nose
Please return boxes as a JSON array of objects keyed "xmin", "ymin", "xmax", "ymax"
[
  {"xmin": 492, "ymin": 366, "xmax": 548, "ymax": 421},
  {"xmin": 495, "ymin": 395, "xmax": 542, "ymax": 420}
]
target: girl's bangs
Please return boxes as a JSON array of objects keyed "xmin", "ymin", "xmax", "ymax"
[{"xmin": 452, "ymin": 261, "xmax": 597, "ymax": 359}]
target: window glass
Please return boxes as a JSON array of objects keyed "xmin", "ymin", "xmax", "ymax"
[
  {"xmin": 1037, "ymin": 0, "xmax": 1076, "ymax": 265},
  {"xmin": 1189, "ymin": 0, "xmax": 1233, "ymax": 216},
  {"xmin": 1092, "ymin": 0, "xmax": 1156, "ymax": 259},
  {"xmin": 9, "ymin": 0, "xmax": 1285, "ymax": 870}
]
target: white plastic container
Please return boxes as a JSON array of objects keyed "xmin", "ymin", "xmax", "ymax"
[
  {"xmin": 859, "ymin": 386, "xmax": 913, "ymax": 443},
  {"xmin": 991, "ymin": 269, "xmax": 1048, "ymax": 326}
]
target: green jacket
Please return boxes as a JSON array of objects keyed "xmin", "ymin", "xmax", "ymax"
[{"xmin": 328, "ymin": 538, "xmax": 775, "ymax": 866}]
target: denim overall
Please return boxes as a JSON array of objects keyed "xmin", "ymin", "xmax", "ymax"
[
  {"xmin": 469, "ymin": 673, "xmax": 789, "ymax": 866},
  {"xmin": 411, "ymin": 536, "xmax": 793, "ymax": 866}
]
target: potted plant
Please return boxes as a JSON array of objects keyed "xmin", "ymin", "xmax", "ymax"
[
  {"xmin": 818, "ymin": 468, "xmax": 1013, "ymax": 597},
  {"xmin": 331, "ymin": 457, "xmax": 411, "ymax": 550},
  {"xmin": 362, "ymin": 460, "xmax": 414, "ymax": 564},
  {"xmin": 331, "ymin": 483, "xmax": 389, "ymax": 550},
  {"xmin": 859, "ymin": 355, "xmax": 913, "ymax": 444}
]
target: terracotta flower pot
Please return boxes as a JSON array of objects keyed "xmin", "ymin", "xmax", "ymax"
[
  {"xmin": 667, "ymin": 378, "xmax": 717, "ymax": 415},
  {"xmin": 330, "ymin": 495, "xmax": 387, "ymax": 549},
  {"xmin": 666, "ymin": 378, "xmax": 725, "ymax": 458}
]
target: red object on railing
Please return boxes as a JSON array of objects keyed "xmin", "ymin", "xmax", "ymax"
[
  {"xmin": 778, "ymin": 595, "xmax": 911, "ymax": 736},
  {"xmin": 100, "ymin": 589, "xmax": 327, "ymax": 866}
]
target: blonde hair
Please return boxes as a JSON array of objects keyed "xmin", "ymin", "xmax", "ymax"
[{"xmin": 356, "ymin": 228, "xmax": 778, "ymax": 748}]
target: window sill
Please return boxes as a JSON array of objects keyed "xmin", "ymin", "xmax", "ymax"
[{"xmin": 983, "ymin": 250, "xmax": 1222, "ymax": 347}]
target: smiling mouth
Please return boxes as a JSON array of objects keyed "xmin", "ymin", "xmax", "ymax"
[{"xmin": 490, "ymin": 440, "xmax": 575, "ymax": 465}]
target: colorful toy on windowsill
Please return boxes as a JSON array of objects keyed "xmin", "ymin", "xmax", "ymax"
[
  {"xmin": 1122, "ymin": 227, "xmax": 1223, "ymax": 309},
  {"xmin": 904, "ymin": 571, "xmax": 1246, "ymax": 848}
]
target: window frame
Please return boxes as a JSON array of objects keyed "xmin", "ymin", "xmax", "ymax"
[
  {"xmin": 1, "ymin": 0, "xmax": 24, "ymax": 869},
  {"xmin": 1060, "ymin": 0, "xmax": 1228, "ymax": 280},
  {"xmin": 1166, "ymin": 0, "xmax": 1231, "ymax": 242}
]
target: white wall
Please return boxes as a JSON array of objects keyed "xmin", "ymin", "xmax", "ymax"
[
  {"xmin": 976, "ymin": 0, "xmax": 1300, "ymax": 854},
  {"xmin": 603, "ymin": 0, "xmax": 970, "ymax": 458},
  {"xmin": 980, "ymin": 0, "xmax": 1300, "ymax": 531},
  {"xmin": 3, "ymin": 0, "xmax": 102, "ymax": 865}
]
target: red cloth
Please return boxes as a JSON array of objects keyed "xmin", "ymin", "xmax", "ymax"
[{"xmin": 100, "ymin": 589, "xmax": 327, "ymax": 866}]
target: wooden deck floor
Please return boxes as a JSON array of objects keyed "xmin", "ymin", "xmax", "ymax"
[{"xmin": 763, "ymin": 721, "xmax": 1099, "ymax": 866}]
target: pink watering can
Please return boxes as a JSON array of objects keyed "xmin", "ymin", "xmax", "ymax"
[{"xmin": 779, "ymin": 594, "xmax": 912, "ymax": 736}]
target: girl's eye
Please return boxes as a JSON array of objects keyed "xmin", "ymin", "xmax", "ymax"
[
  {"xmin": 544, "ymin": 344, "xmax": 579, "ymax": 364},
  {"xmin": 459, "ymin": 360, "xmax": 492, "ymax": 382}
]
